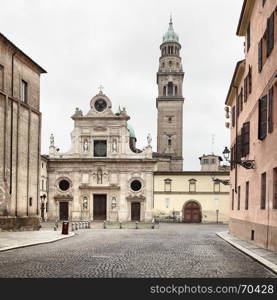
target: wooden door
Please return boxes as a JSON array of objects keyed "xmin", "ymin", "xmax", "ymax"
[
  {"xmin": 59, "ymin": 202, "xmax": 69, "ymax": 220},
  {"xmin": 131, "ymin": 202, "xmax": 140, "ymax": 221},
  {"xmin": 183, "ymin": 201, "xmax": 201, "ymax": 223},
  {"xmin": 93, "ymin": 194, "xmax": 107, "ymax": 220}
]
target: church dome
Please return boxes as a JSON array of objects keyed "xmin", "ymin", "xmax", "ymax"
[
  {"xmin": 127, "ymin": 124, "xmax": 136, "ymax": 138},
  {"xmin": 162, "ymin": 17, "xmax": 179, "ymax": 43}
]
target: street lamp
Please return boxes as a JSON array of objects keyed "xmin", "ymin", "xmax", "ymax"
[
  {"xmin": 212, "ymin": 177, "xmax": 230, "ymax": 186},
  {"xmin": 222, "ymin": 146, "xmax": 255, "ymax": 169}
]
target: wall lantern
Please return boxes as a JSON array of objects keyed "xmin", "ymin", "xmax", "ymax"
[{"xmin": 223, "ymin": 146, "xmax": 255, "ymax": 169}]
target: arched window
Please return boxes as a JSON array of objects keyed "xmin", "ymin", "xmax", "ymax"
[
  {"xmin": 163, "ymin": 86, "xmax": 166, "ymax": 96},
  {"xmin": 168, "ymin": 82, "xmax": 173, "ymax": 96}
]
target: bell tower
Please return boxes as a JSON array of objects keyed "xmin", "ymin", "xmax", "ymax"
[{"xmin": 156, "ymin": 17, "xmax": 184, "ymax": 171}]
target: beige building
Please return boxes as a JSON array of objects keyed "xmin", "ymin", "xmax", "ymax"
[
  {"xmin": 225, "ymin": 0, "xmax": 277, "ymax": 250},
  {"xmin": 46, "ymin": 92, "xmax": 156, "ymax": 222},
  {"xmin": 154, "ymin": 154, "xmax": 229, "ymax": 223},
  {"xmin": 0, "ymin": 33, "xmax": 46, "ymax": 230}
]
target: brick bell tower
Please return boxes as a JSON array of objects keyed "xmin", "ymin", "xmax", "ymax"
[{"xmin": 156, "ymin": 17, "xmax": 184, "ymax": 171}]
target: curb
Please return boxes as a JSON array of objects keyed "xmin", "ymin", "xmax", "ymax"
[
  {"xmin": 216, "ymin": 231, "xmax": 277, "ymax": 275},
  {"xmin": 0, "ymin": 232, "xmax": 75, "ymax": 252}
]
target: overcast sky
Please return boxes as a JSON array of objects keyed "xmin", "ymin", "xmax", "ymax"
[{"xmin": 0, "ymin": 0, "xmax": 244, "ymax": 170}]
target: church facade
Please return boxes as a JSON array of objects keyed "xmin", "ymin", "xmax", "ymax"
[{"xmin": 46, "ymin": 92, "xmax": 156, "ymax": 222}]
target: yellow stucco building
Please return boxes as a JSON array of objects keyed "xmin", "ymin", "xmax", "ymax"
[{"xmin": 154, "ymin": 155, "xmax": 230, "ymax": 223}]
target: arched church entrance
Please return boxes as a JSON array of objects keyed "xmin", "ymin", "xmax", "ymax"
[{"xmin": 183, "ymin": 201, "xmax": 201, "ymax": 223}]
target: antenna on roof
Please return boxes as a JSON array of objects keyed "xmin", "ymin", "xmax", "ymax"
[{"xmin": 211, "ymin": 134, "xmax": 215, "ymax": 155}]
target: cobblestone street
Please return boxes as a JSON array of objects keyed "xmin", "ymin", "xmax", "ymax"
[{"xmin": 0, "ymin": 224, "xmax": 276, "ymax": 278}]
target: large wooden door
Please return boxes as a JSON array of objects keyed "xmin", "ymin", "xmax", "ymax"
[
  {"xmin": 93, "ymin": 194, "xmax": 107, "ymax": 220},
  {"xmin": 131, "ymin": 202, "xmax": 140, "ymax": 221},
  {"xmin": 59, "ymin": 202, "xmax": 69, "ymax": 220},
  {"xmin": 183, "ymin": 201, "xmax": 201, "ymax": 223}
]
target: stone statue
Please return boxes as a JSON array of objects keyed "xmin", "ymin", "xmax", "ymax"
[
  {"xmin": 147, "ymin": 133, "xmax": 152, "ymax": 146},
  {"xmin": 97, "ymin": 169, "xmax": 103, "ymax": 184},
  {"xmin": 83, "ymin": 139, "xmax": 89, "ymax": 152},
  {"xmin": 74, "ymin": 107, "xmax": 83, "ymax": 116},
  {"xmin": 112, "ymin": 139, "xmax": 117, "ymax": 152}
]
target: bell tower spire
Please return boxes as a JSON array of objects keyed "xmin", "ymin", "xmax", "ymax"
[{"xmin": 156, "ymin": 17, "xmax": 184, "ymax": 171}]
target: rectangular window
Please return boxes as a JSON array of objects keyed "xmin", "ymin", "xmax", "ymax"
[
  {"xmin": 241, "ymin": 121, "xmax": 250, "ymax": 157},
  {"xmin": 93, "ymin": 140, "xmax": 107, "ymax": 157},
  {"xmin": 245, "ymin": 181, "xmax": 249, "ymax": 210},
  {"xmin": 164, "ymin": 180, "xmax": 171, "ymax": 192},
  {"xmin": 261, "ymin": 172, "xmax": 266, "ymax": 209},
  {"xmin": 247, "ymin": 22, "xmax": 251, "ymax": 52},
  {"xmin": 214, "ymin": 181, "xmax": 220, "ymax": 192},
  {"xmin": 273, "ymin": 168, "xmax": 277, "ymax": 209},
  {"xmin": 238, "ymin": 186, "xmax": 241, "ymax": 210},
  {"xmin": 21, "ymin": 80, "xmax": 28, "ymax": 103},
  {"xmin": 232, "ymin": 106, "xmax": 236, "ymax": 127},
  {"xmin": 189, "ymin": 181, "xmax": 196, "ymax": 192},
  {"xmin": 266, "ymin": 11, "xmax": 275, "ymax": 57},
  {"xmin": 258, "ymin": 39, "xmax": 263, "ymax": 72},
  {"xmin": 29, "ymin": 197, "xmax": 32, "ymax": 206},
  {"xmin": 0, "ymin": 65, "xmax": 4, "ymax": 91},
  {"xmin": 258, "ymin": 95, "xmax": 268, "ymax": 140},
  {"xmin": 268, "ymin": 86, "xmax": 274, "ymax": 133},
  {"xmin": 232, "ymin": 189, "xmax": 234, "ymax": 210}
]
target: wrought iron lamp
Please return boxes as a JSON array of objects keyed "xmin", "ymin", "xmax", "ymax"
[{"xmin": 223, "ymin": 146, "xmax": 255, "ymax": 169}]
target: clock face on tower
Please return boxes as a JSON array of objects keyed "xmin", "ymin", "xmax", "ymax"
[{"xmin": 94, "ymin": 98, "xmax": 107, "ymax": 112}]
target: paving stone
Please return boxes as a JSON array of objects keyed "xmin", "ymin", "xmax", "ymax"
[{"xmin": 0, "ymin": 224, "xmax": 275, "ymax": 278}]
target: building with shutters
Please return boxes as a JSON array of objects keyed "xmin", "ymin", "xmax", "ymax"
[
  {"xmin": 0, "ymin": 33, "xmax": 46, "ymax": 230},
  {"xmin": 225, "ymin": 0, "xmax": 277, "ymax": 250}
]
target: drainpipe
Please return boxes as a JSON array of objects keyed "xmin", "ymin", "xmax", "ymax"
[
  {"xmin": 234, "ymin": 86, "xmax": 238, "ymax": 194},
  {"xmin": 10, "ymin": 52, "xmax": 16, "ymax": 200},
  {"xmin": 266, "ymin": 177, "xmax": 270, "ymax": 249}
]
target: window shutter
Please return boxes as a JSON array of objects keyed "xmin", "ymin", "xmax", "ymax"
[
  {"xmin": 244, "ymin": 77, "xmax": 248, "ymax": 102},
  {"xmin": 267, "ymin": 12, "xmax": 274, "ymax": 57},
  {"xmin": 232, "ymin": 106, "xmax": 236, "ymax": 127},
  {"xmin": 242, "ymin": 122, "xmax": 250, "ymax": 157},
  {"xmin": 233, "ymin": 143, "xmax": 237, "ymax": 168},
  {"xmin": 258, "ymin": 95, "xmax": 268, "ymax": 140},
  {"xmin": 236, "ymin": 135, "xmax": 242, "ymax": 162},
  {"xmin": 258, "ymin": 39, "xmax": 263, "ymax": 72},
  {"xmin": 247, "ymin": 23, "xmax": 251, "ymax": 52},
  {"xmin": 249, "ymin": 67, "xmax": 252, "ymax": 94},
  {"xmin": 268, "ymin": 87, "xmax": 274, "ymax": 133},
  {"xmin": 236, "ymin": 95, "xmax": 240, "ymax": 117},
  {"xmin": 230, "ymin": 146, "xmax": 233, "ymax": 170}
]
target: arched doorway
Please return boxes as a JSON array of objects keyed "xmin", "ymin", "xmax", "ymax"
[{"xmin": 183, "ymin": 201, "xmax": 202, "ymax": 223}]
